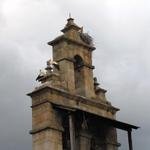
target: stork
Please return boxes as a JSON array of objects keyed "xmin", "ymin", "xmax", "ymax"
[
  {"xmin": 47, "ymin": 59, "xmax": 59, "ymax": 71},
  {"xmin": 36, "ymin": 69, "xmax": 47, "ymax": 81}
]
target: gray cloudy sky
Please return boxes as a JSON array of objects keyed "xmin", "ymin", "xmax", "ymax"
[{"xmin": 0, "ymin": 0, "xmax": 149, "ymax": 150}]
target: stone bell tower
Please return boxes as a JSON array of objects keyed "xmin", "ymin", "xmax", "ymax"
[
  {"xmin": 49, "ymin": 17, "xmax": 95, "ymax": 98},
  {"xmin": 28, "ymin": 17, "xmax": 138, "ymax": 150}
]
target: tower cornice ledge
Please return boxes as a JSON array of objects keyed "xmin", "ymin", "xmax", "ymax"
[
  {"xmin": 29, "ymin": 125, "xmax": 64, "ymax": 135},
  {"xmin": 48, "ymin": 35, "xmax": 96, "ymax": 51},
  {"xmin": 57, "ymin": 57, "xmax": 95, "ymax": 69},
  {"xmin": 27, "ymin": 85, "xmax": 119, "ymax": 118}
]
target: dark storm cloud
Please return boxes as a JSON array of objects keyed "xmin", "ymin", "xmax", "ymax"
[
  {"xmin": 0, "ymin": 0, "xmax": 149, "ymax": 150},
  {"xmin": 0, "ymin": 34, "xmax": 33, "ymax": 149}
]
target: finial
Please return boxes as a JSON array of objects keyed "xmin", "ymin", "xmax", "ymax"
[
  {"xmin": 61, "ymin": 14, "xmax": 81, "ymax": 33},
  {"xmin": 67, "ymin": 13, "xmax": 74, "ymax": 24},
  {"xmin": 69, "ymin": 12, "xmax": 71, "ymax": 18}
]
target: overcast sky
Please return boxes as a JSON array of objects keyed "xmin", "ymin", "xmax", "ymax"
[{"xmin": 0, "ymin": 0, "xmax": 150, "ymax": 150}]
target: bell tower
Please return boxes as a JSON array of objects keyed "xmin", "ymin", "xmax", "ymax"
[
  {"xmin": 28, "ymin": 17, "xmax": 139, "ymax": 150},
  {"xmin": 48, "ymin": 17, "xmax": 95, "ymax": 98}
]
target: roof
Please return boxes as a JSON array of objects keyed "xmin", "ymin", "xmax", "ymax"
[
  {"xmin": 61, "ymin": 17, "xmax": 81, "ymax": 33},
  {"xmin": 87, "ymin": 111, "xmax": 139, "ymax": 131},
  {"xmin": 54, "ymin": 104, "xmax": 139, "ymax": 131}
]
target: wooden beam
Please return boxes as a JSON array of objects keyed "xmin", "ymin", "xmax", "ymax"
[
  {"xmin": 128, "ymin": 130, "xmax": 133, "ymax": 150},
  {"xmin": 69, "ymin": 112, "xmax": 75, "ymax": 150}
]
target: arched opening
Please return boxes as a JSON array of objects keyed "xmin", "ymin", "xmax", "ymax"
[
  {"xmin": 74, "ymin": 55, "xmax": 85, "ymax": 95},
  {"xmin": 74, "ymin": 55, "xmax": 84, "ymax": 70}
]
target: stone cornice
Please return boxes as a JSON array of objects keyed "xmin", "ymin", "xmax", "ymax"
[
  {"xmin": 27, "ymin": 85, "xmax": 119, "ymax": 115},
  {"xmin": 30, "ymin": 125, "xmax": 63, "ymax": 135},
  {"xmin": 48, "ymin": 35, "xmax": 95, "ymax": 51},
  {"xmin": 57, "ymin": 57, "xmax": 95, "ymax": 70},
  {"xmin": 57, "ymin": 57, "xmax": 75, "ymax": 63},
  {"xmin": 30, "ymin": 99, "xmax": 49, "ymax": 108},
  {"xmin": 61, "ymin": 24, "xmax": 81, "ymax": 33}
]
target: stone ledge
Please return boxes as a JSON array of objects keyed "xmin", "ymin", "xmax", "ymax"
[
  {"xmin": 57, "ymin": 57, "xmax": 95, "ymax": 70},
  {"xmin": 30, "ymin": 99, "xmax": 49, "ymax": 108},
  {"xmin": 48, "ymin": 35, "xmax": 95, "ymax": 51},
  {"xmin": 27, "ymin": 85, "xmax": 119, "ymax": 116},
  {"xmin": 30, "ymin": 125, "xmax": 64, "ymax": 135}
]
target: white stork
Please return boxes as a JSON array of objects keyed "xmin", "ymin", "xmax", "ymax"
[
  {"xmin": 47, "ymin": 59, "xmax": 59, "ymax": 70},
  {"xmin": 36, "ymin": 69, "xmax": 47, "ymax": 81}
]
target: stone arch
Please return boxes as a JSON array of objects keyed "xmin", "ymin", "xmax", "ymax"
[{"xmin": 74, "ymin": 55, "xmax": 85, "ymax": 95}]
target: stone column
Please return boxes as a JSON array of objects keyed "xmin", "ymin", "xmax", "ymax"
[
  {"xmin": 32, "ymin": 129, "xmax": 63, "ymax": 150},
  {"xmin": 82, "ymin": 66, "xmax": 95, "ymax": 98},
  {"xmin": 104, "ymin": 127, "xmax": 119, "ymax": 150},
  {"xmin": 31, "ymin": 102, "xmax": 63, "ymax": 150},
  {"xmin": 58, "ymin": 59, "xmax": 75, "ymax": 93}
]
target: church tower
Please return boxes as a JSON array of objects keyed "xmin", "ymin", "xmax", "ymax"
[
  {"xmin": 49, "ymin": 17, "xmax": 96, "ymax": 98},
  {"xmin": 28, "ymin": 17, "xmax": 138, "ymax": 150}
]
